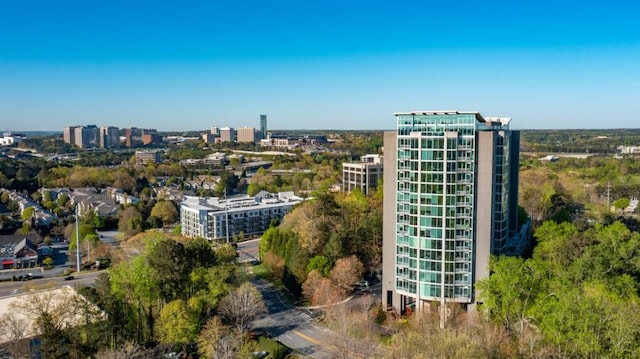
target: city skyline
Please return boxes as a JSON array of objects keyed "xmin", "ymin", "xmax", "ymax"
[{"xmin": 2, "ymin": 1, "xmax": 639, "ymax": 131}]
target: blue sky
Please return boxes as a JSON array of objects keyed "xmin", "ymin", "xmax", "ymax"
[{"xmin": 1, "ymin": 0, "xmax": 639, "ymax": 131}]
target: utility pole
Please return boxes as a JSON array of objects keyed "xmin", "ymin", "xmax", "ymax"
[
  {"xmin": 225, "ymin": 187, "xmax": 230, "ymax": 244},
  {"xmin": 606, "ymin": 181, "xmax": 611, "ymax": 211},
  {"xmin": 75, "ymin": 205, "xmax": 81, "ymax": 273}
]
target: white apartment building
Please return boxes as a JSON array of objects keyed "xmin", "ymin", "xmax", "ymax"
[{"xmin": 180, "ymin": 191, "xmax": 303, "ymax": 241}]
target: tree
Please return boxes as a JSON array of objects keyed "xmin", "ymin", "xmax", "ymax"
[
  {"xmin": 0, "ymin": 312, "xmax": 29, "ymax": 358},
  {"xmin": 302, "ymin": 269, "xmax": 340, "ymax": 306},
  {"xmin": 20, "ymin": 206, "xmax": 35, "ymax": 222},
  {"xmin": 67, "ymin": 222, "xmax": 97, "ymax": 251},
  {"xmin": 217, "ymin": 282, "xmax": 267, "ymax": 337},
  {"xmin": 185, "ymin": 237, "xmax": 217, "ymax": 269},
  {"xmin": 146, "ymin": 238, "xmax": 190, "ymax": 302},
  {"xmin": 155, "ymin": 300, "xmax": 198, "ymax": 351},
  {"xmin": 214, "ymin": 244, "xmax": 237, "ymax": 264},
  {"xmin": 329, "ymin": 256, "xmax": 364, "ymax": 297},
  {"xmin": 307, "ymin": 255, "xmax": 332, "ymax": 276},
  {"xmin": 150, "ymin": 200, "xmax": 178, "ymax": 227},
  {"xmin": 42, "ymin": 257, "xmax": 54, "ymax": 269},
  {"xmin": 117, "ymin": 206, "xmax": 143, "ymax": 237},
  {"xmin": 110, "ymin": 256, "xmax": 160, "ymax": 344},
  {"xmin": 613, "ymin": 197, "xmax": 631, "ymax": 210},
  {"xmin": 197, "ymin": 316, "xmax": 234, "ymax": 359},
  {"xmin": 477, "ymin": 256, "xmax": 545, "ymax": 337},
  {"xmin": 10, "ymin": 284, "xmax": 102, "ymax": 358}
]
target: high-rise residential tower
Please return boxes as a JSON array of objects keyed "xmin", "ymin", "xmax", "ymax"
[
  {"xmin": 382, "ymin": 111, "xmax": 528, "ymax": 323},
  {"xmin": 260, "ymin": 114, "xmax": 267, "ymax": 140}
]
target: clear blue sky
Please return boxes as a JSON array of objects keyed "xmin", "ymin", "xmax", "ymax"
[{"xmin": 1, "ymin": 0, "xmax": 639, "ymax": 131}]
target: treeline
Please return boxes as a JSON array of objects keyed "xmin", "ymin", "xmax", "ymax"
[
  {"xmin": 521, "ymin": 128, "xmax": 640, "ymax": 153},
  {"xmin": 259, "ymin": 189, "xmax": 382, "ymax": 303},
  {"xmin": 477, "ymin": 220, "xmax": 640, "ymax": 357}
]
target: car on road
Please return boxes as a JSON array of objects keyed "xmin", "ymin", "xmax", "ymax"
[
  {"xmin": 251, "ymin": 351, "xmax": 268, "ymax": 359},
  {"xmin": 356, "ymin": 280, "xmax": 369, "ymax": 288},
  {"xmin": 64, "ymin": 275, "xmax": 75, "ymax": 281}
]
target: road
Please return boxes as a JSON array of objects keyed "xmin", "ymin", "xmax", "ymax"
[
  {"xmin": 0, "ymin": 270, "xmax": 103, "ymax": 298},
  {"xmin": 237, "ymin": 237, "xmax": 261, "ymax": 263},
  {"xmin": 242, "ymin": 236, "xmax": 381, "ymax": 358},
  {"xmin": 251, "ymin": 277, "xmax": 340, "ymax": 359}
]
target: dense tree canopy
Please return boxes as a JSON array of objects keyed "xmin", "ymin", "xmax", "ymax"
[{"xmin": 478, "ymin": 221, "xmax": 640, "ymax": 357}]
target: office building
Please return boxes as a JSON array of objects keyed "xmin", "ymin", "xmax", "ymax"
[
  {"xmin": 180, "ymin": 191, "xmax": 303, "ymax": 241},
  {"xmin": 260, "ymin": 114, "xmax": 267, "ymax": 139},
  {"xmin": 125, "ymin": 128, "xmax": 157, "ymax": 147},
  {"xmin": 202, "ymin": 133, "xmax": 216, "ymax": 144},
  {"xmin": 342, "ymin": 154, "xmax": 384, "ymax": 195},
  {"xmin": 100, "ymin": 126, "xmax": 120, "ymax": 148},
  {"xmin": 142, "ymin": 133, "xmax": 162, "ymax": 146},
  {"xmin": 73, "ymin": 125, "xmax": 99, "ymax": 148},
  {"xmin": 237, "ymin": 127, "xmax": 258, "ymax": 143},
  {"xmin": 219, "ymin": 127, "xmax": 236, "ymax": 143},
  {"xmin": 382, "ymin": 111, "xmax": 528, "ymax": 322},
  {"xmin": 135, "ymin": 150, "xmax": 162, "ymax": 165},
  {"xmin": 63, "ymin": 126, "xmax": 78, "ymax": 145}
]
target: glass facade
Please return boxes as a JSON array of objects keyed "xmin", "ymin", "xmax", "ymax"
[{"xmin": 394, "ymin": 112, "xmax": 511, "ymax": 304}]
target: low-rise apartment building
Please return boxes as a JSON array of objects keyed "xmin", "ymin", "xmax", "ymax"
[
  {"xmin": 180, "ymin": 191, "xmax": 302, "ymax": 241},
  {"xmin": 342, "ymin": 154, "xmax": 384, "ymax": 195}
]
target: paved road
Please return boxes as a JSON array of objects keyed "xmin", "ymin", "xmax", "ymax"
[
  {"xmin": 251, "ymin": 277, "xmax": 339, "ymax": 359},
  {"xmin": 0, "ymin": 270, "xmax": 103, "ymax": 298},
  {"xmin": 237, "ymin": 237, "xmax": 261, "ymax": 263}
]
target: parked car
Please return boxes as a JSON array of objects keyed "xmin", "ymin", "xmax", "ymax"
[{"xmin": 251, "ymin": 351, "xmax": 268, "ymax": 359}]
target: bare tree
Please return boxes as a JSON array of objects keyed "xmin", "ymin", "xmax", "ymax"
[
  {"xmin": 303, "ymin": 270, "xmax": 341, "ymax": 306},
  {"xmin": 324, "ymin": 296, "xmax": 379, "ymax": 359},
  {"xmin": 217, "ymin": 282, "xmax": 266, "ymax": 337},
  {"xmin": 0, "ymin": 312, "xmax": 30, "ymax": 358},
  {"xmin": 198, "ymin": 316, "xmax": 238, "ymax": 359},
  {"xmin": 9, "ymin": 283, "xmax": 104, "ymax": 358},
  {"xmin": 329, "ymin": 255, "xmax": 364, "ymax": 297}
]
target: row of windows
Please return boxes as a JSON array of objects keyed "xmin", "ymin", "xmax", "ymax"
[{"xmin": 395, "ymin": 280, "xmax": 472, "ymax": 299}]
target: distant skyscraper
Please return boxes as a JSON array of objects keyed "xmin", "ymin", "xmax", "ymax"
[
  {"xmin": 73, "ymin": 125, "xmax": 99, "ymax": 148},
  {"xmin": 100, "ymin": 126, "xmax": 120, "ymax": 148},
  {"xmin": 260, "ymin": 114, "xmax": 267, "ymax": 139},
  {"xmin": 63, "ymin": 126, "xmax": 78, "ymax": 145},
  {"xmin": 382, "ymin": 111, "xmax": 528, "ymax": 324}
]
